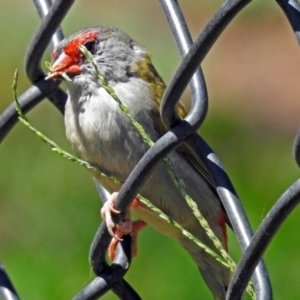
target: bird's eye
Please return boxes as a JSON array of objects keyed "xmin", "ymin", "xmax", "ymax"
[{"xmin": 84, "ymin": 41, "xmax": 96, "ymax": 53}]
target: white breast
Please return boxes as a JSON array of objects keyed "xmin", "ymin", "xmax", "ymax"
[{"xmin": 64, "ymin": 76, "xmax": 157, "ymax": 180}]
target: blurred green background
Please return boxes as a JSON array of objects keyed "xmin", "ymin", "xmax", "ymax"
[{"xmin": 1, "ymin": 0, "xmax": 300, "ymax": 299}]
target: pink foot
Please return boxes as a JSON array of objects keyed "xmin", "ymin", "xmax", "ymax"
[
  {"xmin": 100, "ymin": 192, "xmax": 121, "ymax": 237},
  {"xmin": 100, "ymin": 193, "xmax": 147, "ymax": 260},
  {"xmin": 108, "ymin": 219, "xmax": 147, "ymax": 260}
]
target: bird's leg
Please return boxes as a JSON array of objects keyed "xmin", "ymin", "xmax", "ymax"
[
  {"xmin": 108, "ymin": 219, "xmax": 147, "ymax": 260},
  {"xmin": 101, "ymin": 192, "xmax": 122, "ymax": 237},
  {"xmin": 101, "ymin": 192, "xmax": 147, "ymax": 260}
]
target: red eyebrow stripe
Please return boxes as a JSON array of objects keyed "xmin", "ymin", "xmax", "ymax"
[{"xmin": 63, "ymin": 31, "xmax": 98, "ymax": 59}]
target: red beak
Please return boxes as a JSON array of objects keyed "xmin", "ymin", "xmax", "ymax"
[{"xmin": 47, "ymin": 51, "xmax": 82, "ymax": 79}]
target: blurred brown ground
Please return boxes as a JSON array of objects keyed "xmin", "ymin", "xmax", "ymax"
[{"xmin": 206, "ymin": 13, "xmax": 300, "ymax": 133}]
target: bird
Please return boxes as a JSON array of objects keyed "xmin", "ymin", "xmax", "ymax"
[{"xmin": 47, "ymin": 26, "xmax": 230, "ymax": 299}]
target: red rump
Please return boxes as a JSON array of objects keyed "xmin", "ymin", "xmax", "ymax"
[
  {"xmin": 63, "ymin": 31, "xmax": 98, "ymax": 62},
  {"xmin": 218, "ymin": 211, "xmax": 228, "ymax": 251}
]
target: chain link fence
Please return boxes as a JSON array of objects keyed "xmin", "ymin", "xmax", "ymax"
[{"xmin": 1, "ymin": 0, "xmax": 300, "ymax": 299}]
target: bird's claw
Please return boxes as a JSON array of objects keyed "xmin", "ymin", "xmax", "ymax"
[
  {"xmin": 100, "ymin": 192, "xmax": 147, "ymax": 260},
  {"xmin": 101, "ymin": 192, "xmax": 121, "ymax": 238},
  {"xmin": 108, "ymin": 219, "xmax": 147, "ymax": 260},
  {"xmin": 101, "ymin": 192, "xmax": 132, "ymax": 240}
]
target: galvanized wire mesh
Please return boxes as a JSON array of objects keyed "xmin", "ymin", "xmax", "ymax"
[{"xmin": 1, "ymin": 0, "xmax": 300, "ymax": 299}]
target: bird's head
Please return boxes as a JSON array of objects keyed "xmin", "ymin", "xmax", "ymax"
[
  {"xmin": 47, "ymin": 26, "xmax": 172, "ymax": 117},
  {"xmin": 47, "ymin": 26, "xmax": 152, "ymax": 84}
]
